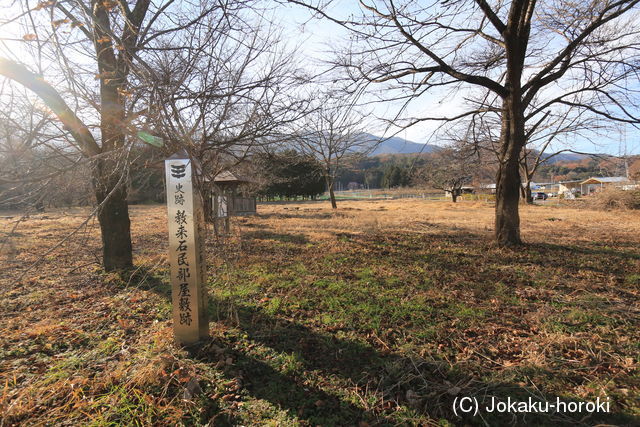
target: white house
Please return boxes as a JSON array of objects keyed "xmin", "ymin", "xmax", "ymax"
[{"xmin": 579, "ymin": 176, "xmax": 633, "ymax": 194}]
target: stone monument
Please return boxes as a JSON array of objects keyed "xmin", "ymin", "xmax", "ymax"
[{"xmin": 165, "ymin": 151, "xmax": 209, "ymax": 344}]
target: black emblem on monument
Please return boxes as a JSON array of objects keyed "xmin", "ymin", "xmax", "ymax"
[{"xmin": 171, "ymin": 164, "xmax": 186, "ymax": 178}]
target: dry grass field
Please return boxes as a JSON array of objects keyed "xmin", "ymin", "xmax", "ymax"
[{"xmin": 1, "ymin": 199, "xmax": 639, "ymax": 426}]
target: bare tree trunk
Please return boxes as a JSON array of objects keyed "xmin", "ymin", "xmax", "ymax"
[
  {"xmin": 93, "ymin": 159, "xmax": 133, "ymax": 271},
  {"xmin": 495, "ymin": 157, "xmax": 522, "ymax": 246},
  {"xmin": 519, "ymin": 183, "xmax": 533, "ymax": 204},
  {"xmin": 95, "ymin": 46, "xmax": 133, "ymax": 269},
  {"xmin": 451, "ymin": 190, "xmax": 458, "ymax": 203},
  {"xmin": 202, "ymin": 185, "xmax": 214, "ymax": 223},
  {"xmin": 329, "ymin": 185, "xmax": 337, "ymax": 209},
  {"xmin": 525, "ymin": 183, "xmax": 533, "ymax": 204},
  {"xmin": 495, "ymin": 94, "xmax": 525, "ymax": 247},
  {"xmin": 495, "ymin": 20, "xmax": 530, "ymax": 247},
  {"xmin": 326, "ymin": 175, "xmax": 337, "ymax": 209}
]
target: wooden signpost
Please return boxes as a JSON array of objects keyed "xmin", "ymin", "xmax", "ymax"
[{"xmin": 165, "ymin": 152, "xmax": 209, "ymax": 345}]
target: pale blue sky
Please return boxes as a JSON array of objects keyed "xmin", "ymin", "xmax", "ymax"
[
  {"xmin": 273, "ymin": 1, "xmax": 640, "ymax": 156},
  {"xmin": 1, "ymin": 1, "xmax": 638, "ymax": 155}
]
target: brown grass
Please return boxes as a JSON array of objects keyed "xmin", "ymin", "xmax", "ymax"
[
  {"xmin": 254, "ymin": 198, "xmax": 640, "ymax": 245},
  {"xmin": 588, "ymin": 188, "xmax": 640, "ymax": 211},
  {"xmin": 1, "ymin": 199, "xmax": 639, "ymax": 425}
]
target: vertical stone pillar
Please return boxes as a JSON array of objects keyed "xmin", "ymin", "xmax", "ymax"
[{"xmin": 165, "ymin": 152, "xmax": 209, "ymax": 345}]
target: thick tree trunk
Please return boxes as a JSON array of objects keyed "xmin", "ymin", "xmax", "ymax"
[
  {"xmin": 495, "ymin": 155, "xmax": 522, "ymax": 246},
  {"xmin": 495, "ymin": 15, "xmax": 531, "ymax": 247},
  {"xmin": 87, "ymin": 0, "xmax": 137, "ymax": 271},
  {"xmin": 495, "ymin": 96, "xmax": 525, "ymax": 247},
  {"xmin": 93, "ymin": 159, "xmax": 133, "ymax": 271},
  {"xmin": 95, "ymin": 53, "xmax": 133, "ymax": 270},
  {"xmin": 451, "ymin": 190, "xmax": 458, "ymax": 203}
]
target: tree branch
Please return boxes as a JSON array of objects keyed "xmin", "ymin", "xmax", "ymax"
[{"xmin": 0, "ymin": 58, "xmax": 101, "ymax": 157}]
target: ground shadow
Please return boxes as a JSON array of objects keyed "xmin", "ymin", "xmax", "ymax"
[
  {"xmin": 124, "ymin": 267, "xmax": 374, "ymax": 424},
  {"xmin": 256, "ymin": 212, "xmax": 346, "ymax": 220},
  {"xmin": 209, "ymin": 301, "xmax": 638, "ymax": 426},
  {"xmin": 192, "ymin": 336, "xmax": 378, "ymax": 426},
  {"xmin": 242, "ymin": 230, "xmax": 310, "ymax": 245},
  {"xmin": 533, "ymin": 241, "xmax": 640, "ymax": 261},
  {"xmin": 346, "ymin": 228, "xmax": 639, "ymax": 279},
  {"xmin": 129, "ymin": 228, "xmax": 639, "ymax": 425},
  {"xmin": 134, "ymin": 267, "xmax": 638, "ymax": 425}
]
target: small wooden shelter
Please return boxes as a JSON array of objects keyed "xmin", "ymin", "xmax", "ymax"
[{"xmin": 210, "ymin": 170, "xmax": 256, "ymax": 235}]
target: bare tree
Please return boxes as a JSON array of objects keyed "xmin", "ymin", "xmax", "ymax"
[
  {"xmin": 0, "ymin": 0, "xmax": 252, "ymax": 270},
  {"xmin": 290, "ymin": 92, "xmax": 374, "ymax": 209},
  {"xmin": 289, "ymin": 0, "xmax": 640, "ymax": 246},
  {"xmin": 144, "ymin": 12, "xmax": 306, "ymax": 218},
  {"xmin": 414, "ymin": 147, "xmax": 476, "ymax": 203},
  {"xmin": 458, "ymin": 105, "xmax": 603, "ymax": 203},
  {"xmin": 0, "ymin": 81, "xmax": 93, "ymax": 208}
]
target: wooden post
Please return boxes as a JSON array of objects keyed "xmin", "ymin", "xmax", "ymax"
[
  {"xmin": 165, "ymin": 152, "xmax": 209, "ymax": 345},
  {"xmin": 225, "ymin": 187, "xmax": 235, "ymax": 233},
  {"xmin": 212, "ymin": 191, "xmax": 219, "ymax": 237}
]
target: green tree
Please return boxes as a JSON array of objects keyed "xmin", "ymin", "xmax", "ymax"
[
  {"xmin": 257, "ymin": 151, "xmax": 325, "ymax": 200},
  {"xmin": 382, "ymin": 164, "xmax": 410, "ymax": 188}
]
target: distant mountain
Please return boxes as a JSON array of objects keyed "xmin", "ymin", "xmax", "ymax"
[
  {"xmin": 364, "ymin": 138, "xmax": 598, "ymax": 161},
  {"xmin": 363, "ymin": 134, "xmax": 438, "ymax": 156},
  {"xmin": 541, "ymin": 152, "xmax": 590, "ymax": 164}
]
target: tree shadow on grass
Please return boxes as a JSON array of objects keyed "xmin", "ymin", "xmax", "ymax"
[
  {"xmin": 497, "ymin": 241, "xmax": 640, "ymax": 278},
  {"xmin": 242, "ymin": 230, "xmax": 310, "ymax": 245},
  {"xmin": 124, "ymin": 268, "xmax": 375, "ymax": 424},
  {"xmin": 256, "ymin": 213, "xmax": 340, "ymax": 221},
  {"xmin": 192, "ymin": 337, "xmax": 378, "ymax": 426},
  {"xmin": 124, "ymin": 266, "xmax": 172, "ymax": 298},
  {"xmin": 128, "ymin": 231, "xmax": 640, "ymax": 426},
  {"xmin": 532, "ymin": 241, "xmax": 640, "ymax": 261},
  {"xmin": 211, "ymin": 302, "xmax": 639, "ymax": 426},
  {"xmin": 345, "ymin": 228, "xmax": 639, "ymax": 278}
]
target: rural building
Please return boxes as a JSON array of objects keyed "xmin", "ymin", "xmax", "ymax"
[
  {"xmin": 479, "ymin": 183, "xmax": 496, "ymax": 194},
  {"xmin": 557, "ymin": 180, "xmax": 582, "ymax": 196},
  {"xmin": 579, "ymin": 176, "xmax": 634, "ymax": 195},
  {"xmin": 444, "ymin": 186, "xmax": 475, "ymax": 197}
]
